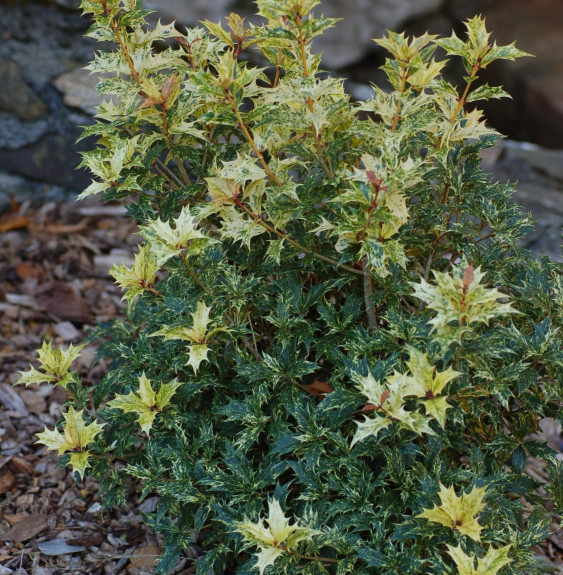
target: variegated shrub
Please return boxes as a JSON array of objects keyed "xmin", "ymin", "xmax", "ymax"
[{"xmin": 16, "ymin": 1, "xmax": 563, "ymax": 573}]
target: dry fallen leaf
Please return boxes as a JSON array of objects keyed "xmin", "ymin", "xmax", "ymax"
[
  {"xmin": 34, "ymin": 281, "xmax": 93, "ymax": 323},
  {"xmin": 3, "ymin": 513, "xmax": 49, "ymax": 542},
  {"xmin": 130, "ymin": 544, "xmax": 160, "ymax": 568},
  {"xmin": 303, "ymin": 379, "xmax": 334, "ymax": 398},
  {"xmin": 0, "ymin": 213, "xmax": 29, "ymax": 233},
  {"xmin": 0, "ymin": 469, "xmax": 16, "ymax": 494}
]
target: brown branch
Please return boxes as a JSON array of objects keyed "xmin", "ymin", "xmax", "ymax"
[{"xmin": 362, "ymin": 258, "xmax": 377, "ymax": 331}]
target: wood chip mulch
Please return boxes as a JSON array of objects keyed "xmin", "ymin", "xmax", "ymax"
[{"xmin": 0, "ymin": 197, "xmax": 561, "ymax": 574}]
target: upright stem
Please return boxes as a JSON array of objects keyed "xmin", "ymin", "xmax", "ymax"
[
  {"xmin": 271, "ymin": 49, "xmax": 284, "ymax": 88},
  {"xmin": 450, "ymin": 61, "xmax": 481, "ymax": 124},
  {"xmin": 391, "ymin": 67, "xmax": 409, "ymax": 132},
  {"xmin": 362, "ymin": 258, "xmax": 377, "ymax": 331},
  {"xmin": 179, "ymin": 253, "xmax": 262, "ymax": 360},
  {"xmin": 107, "ymin": 6, "xmax": 191, "ymax": 188},
  {"xmin": 230, "ymin": 104, "xmax": 283, "ymax": 187},
  {"xmin": 161, "ymin": 106, "xmax": 192, "ymax": 186},
  {"xmin": 110, "ymin": 20, "xmax": 141, "ymax": 84}
]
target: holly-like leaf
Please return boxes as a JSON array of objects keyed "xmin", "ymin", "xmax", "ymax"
[
  {"xmin": 110, "ymin": 245, "xmax": 159, "ymax": 302},
  {"xmin": 237, "ymin": 498, "xmax": 317, "ymax": 574},
  {"xmin": 150, "ymin": 302, "xmax": 226, "ymax": 372},
  {"xmin": 417, "ymin": 483, "xmax": 487, "ymax": 541},
  {"xmin": 35, "ymin": 406, "xmax": 105, "ymax": 479},
  {"xmin": 107, "ymin": 373, "xmax": 182, "ymax": 435},
  {"xmin": 151, "ymin": 301, "xmax": 212, "ymax": 344},
  {"xmin": 15, "ymin": 340, "xmax": 84, "ymax": 388},
  {"xmin": 352, "ymin": 370, "xmax": 434, "ymax": 446},
  {"xmin": 447, "ymin": 544, "xmax": 512, "ymax": 575},
  {"xmin": 186, "ymin": 344, "xmax": 210, "ymax": 374},
  {"xmin": 139, "ymin": 206, "xmax": 207, "ymax": 265},
  {"xmin": 412, "ymin": 261, "xmax": 517, "ymax": 349},
  {"xmin": 395, "ymin": 346, "xmax": 459, "ymax": 427}
]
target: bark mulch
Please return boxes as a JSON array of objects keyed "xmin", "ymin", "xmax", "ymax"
[{"xmin": 0, "ymin": 197, "xmax": 561, "ymax": 574}]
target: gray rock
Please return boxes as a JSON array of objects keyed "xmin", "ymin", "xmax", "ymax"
[
  {"xmin": 145, "ymin": 0, "xmax": 234, "ymax": 24},
  {"xmin": 0, "ymin": 129, "xmax": 92, "ymax": 191},
  {"xmin": 486, "ymin": 140, "xmax": 563, "ymax": 262},
  {"xmin": 53, "ymin": 67, "xmax": 106, "ymax": 116},
  {"xmin": 314, "ymin": 0, "xmax": 445, "ymax": 68},
  {"xmin": 8, "ymin": 44, "xmax": 75, "ymax": 91},
  {"xmin": 0, "ymin": 114, "xmax": 50, "ymax": 150},
  {"xmin": 0, "ymin": 171, "xmax": 74, "ymax": 213},
  {"xmin": 49, "ymin": 0, "xmax": 81, "ymax": 9},
  {"xmin": 0, "ymin": 58, "xmax": 47, "ymax": 121},
  {"xmin": 450, "ymin": 0, "xmax": 563, "ymax": 148}
]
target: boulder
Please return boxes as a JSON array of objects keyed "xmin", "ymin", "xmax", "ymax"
[
  {"xmin": 144, "ymin": 0, "xmax": 233, "ymax": 25},
  {"xmin": 0, "ymin": 59, "xmax": 47, "ymax": 121},
  {"xmin": 53, "ymin": 68, "xmax": 111, "ymax": 116},
  {"xmin": 484, "ymin": 140, "xmax": 563, "ymax": 262},
  {"xmin": 0, "ymin": 129, "xmax": 93, "ymax": 191}
]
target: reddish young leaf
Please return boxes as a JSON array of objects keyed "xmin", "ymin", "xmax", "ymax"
[
  {"xmin": 161, "ymin": 73, "xmax": 178, "ymax": 103},
  {"xmin": 462, "ymin": 263, "xmax": 475, "ymax": 288}
]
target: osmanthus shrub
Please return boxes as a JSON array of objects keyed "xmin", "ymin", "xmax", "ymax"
[{"xmin": 16, "ymin": 0, "xmax": 563, "ymax": 573}]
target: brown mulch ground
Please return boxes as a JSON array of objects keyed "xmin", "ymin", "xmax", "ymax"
[{"xmin": 0, "ymin": 197, "xmax": 561, "ymax": 574}]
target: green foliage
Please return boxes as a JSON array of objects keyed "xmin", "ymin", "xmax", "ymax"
[{"xmin": 15, "ymin": 1, "xmax": 562, "ymax": 573}]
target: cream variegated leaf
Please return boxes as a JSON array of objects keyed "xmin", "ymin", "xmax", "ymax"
[
  {"xmin": 351, "ymin": 369, "xmax": 434, "ymax": 446},
  {"xmin": 390, "ymin": 346, "xmax": 459, "ymax": 427},
  {"xmin": 219, "ymin": 153, "xmax": 267, "ymax": 186},
  {"xmin": 417, "ymin": 483, "xmax": 487, "ymax": 541},
  {"xmin": 412, "ymin": 261, "xmax": 518, "ymax": 349},
  {"xmin": 15, "ymin": 340, "xmax": 84, "ymax": 388},
  {"xmin": 110, "ymin": 245, "xmax": 159, "ymax": 302},
  {"xmin": 447, "ymin": 544, "xmax": 512, "ymax": 575},
  {"xmin": 219, "ymin": 206, "xmax": 266, "ymax": 247},
  {"xmin": 237, "ymin": 499, "xmax": 318, "ymax": 574},
  {"xmin": 150, "ymin": 302, "xmax": 226, "ymax": 372},
  {"xmin": 187, "ymin": 344, "xmax": 210, "ymax": 374},
  {"xmin": 107, "ymin": 373, "xmax": 182, "ymax": 435},
  {"xmin": 139, "ymin": 206, "xmax": 207, "ymax": 265},
  {"xmin": 36, "ymin": 406, "xmax": 105, "ymax": 479}
]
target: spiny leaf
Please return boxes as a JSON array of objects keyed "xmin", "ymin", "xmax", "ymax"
[
  {"xmin": 107, "ymin": 373, "xmax": 182, "ymax": 435},
  {"xmin": 139, "ymin": 206, "xmax": 207, "ymax": 265},
  {"xmin": 447, "ymin": 543, "xmax": 512, "ymax": 575},
  {"xmin": 394, "ymin": 346, "xmax": 459, "ymax": 427},
  {"xmin": 417, "ymin": 483, "xmax": 488, "ymax": 541},
  {"xmin": 412, "ymin": 260, "xmax": 518, "ymax": 349},
  {"xmin": 35, "ymin": 406, "xmax": 105, "ymax": 479},
  {"xmin": 109, "ymin": 245, "xmax": 159, "ymax": 302},
  {"xmin": 237, "ymin": 498, "xmax": 318, "ymax": 574},
  {"xmin": 15, "ymin": 340, "xmax": 84, "ymax": 388}
]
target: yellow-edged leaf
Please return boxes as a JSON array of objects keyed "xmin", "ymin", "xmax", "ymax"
[
  {"xmin": 139, "ymin": 206, "xmax": 207, "ymax": 265},
  {"xmin": 447, "ymin": 543, "xmax": 512, "ymax": 575},
  {"xmin": 107, "ymin": 373, "xmax": 182, "ymax": 435},
  {"xmin": 110, "ymin": 245, "xmax": 159, "ymax": 302},
  {"xmin": 237, "ymin": 499, "xmax": 317, "ymax": 574},
  {"xmin": 35, "ymin": 406, "xmax": 105, "ymax": 479},
  {"xmin": 15, "ymin": 340, "xmax": 84, "ymax": 388},
  {"xmin": 417, "ymin": 483, "xmax": 487, "ymax": 541}
]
